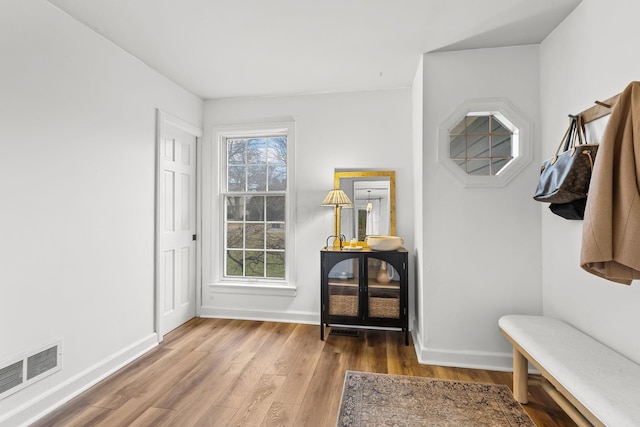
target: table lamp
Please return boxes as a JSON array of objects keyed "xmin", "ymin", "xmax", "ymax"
[{"xmin": 322, "ymin": 188, "xmax": 353, "ymax": 246}]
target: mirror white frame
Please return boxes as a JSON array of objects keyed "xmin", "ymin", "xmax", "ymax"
[{"xmin": 334, "ymin": 170, "xmax": 396, "ymax": 245}]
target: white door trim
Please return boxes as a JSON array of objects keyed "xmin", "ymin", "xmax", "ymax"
[{"xmin": 155, "ymin": 109, "xmax": 203, "ymax": 342}]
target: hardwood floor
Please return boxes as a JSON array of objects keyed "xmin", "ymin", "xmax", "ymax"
[{"xmin": 33, "ymin": 318, "xmax": 576, "ymax": 426}]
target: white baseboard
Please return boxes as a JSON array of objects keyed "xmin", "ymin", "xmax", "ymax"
[
  {"xmin": 410, "ymin": 319, "xmax": 513, "ymax": 371},
  {"xmin": 199, "ymin": 306, "xmax": 318, "ymax": 325},
  {"xmin": 416, "ymin": 346, "xmax": 513, "ymax": 372},
  {"xmin": 415, "ymin": 344, "xmax": 539, "ymax": 375},
  {"xmin": 410, "ymin": 318, "xmax": 424, "ymax": 361},
  {"xmin": 1, "ymin": 333, "xmax": 158, "ymax": 427}
]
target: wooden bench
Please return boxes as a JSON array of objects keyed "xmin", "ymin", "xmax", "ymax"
[{"xmin": 499, "ymin": 315, "xmax": 640, "ymax": 427}]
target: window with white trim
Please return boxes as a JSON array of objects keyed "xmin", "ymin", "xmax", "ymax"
[
  {"xmin": 438, "ymin": 99, "xmax": 532, "ymax": 187},
  {"xmin": 219, "ymin": 123, "xmax": 294, "ymax": 286}
]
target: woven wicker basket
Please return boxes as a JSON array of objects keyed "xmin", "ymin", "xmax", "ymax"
[
  {"xmin": 329, "ymin": 295, "xmax": 358, "ymax": 316},
  {"xmin": 369, "ymin": 297, "xmax": 399, "ymax": 318}
]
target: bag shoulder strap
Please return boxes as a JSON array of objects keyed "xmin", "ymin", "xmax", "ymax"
[
  {"xmin": 551, "ymin": 116, "xmax": 577, "ymax": 164},
  {"xmin": 571, "ymin": 115, "xmax": 588, "ymax": 153}
]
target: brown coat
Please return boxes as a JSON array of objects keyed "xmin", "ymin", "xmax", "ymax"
[{"xmin": 581, "ymin": 81, "xmax": 640, "ymax": 285}]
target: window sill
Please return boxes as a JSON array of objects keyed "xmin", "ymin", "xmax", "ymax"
[{"xmin": 206, "ymin": 281, "xmax": 297, "ymax": 297}]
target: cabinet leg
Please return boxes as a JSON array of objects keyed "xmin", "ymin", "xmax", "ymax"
[
  {"xmin": 404, "ymin": 329, "xmax": 409, "ymax": 346},
  {"xmin": 320, "ymin": 323, "xmax": 324, "ymax": 341}
]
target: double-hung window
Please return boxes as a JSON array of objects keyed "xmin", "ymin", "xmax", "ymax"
[{"xmin": 218, "ymin": 123, "xmax": 295, "ymax": 291}]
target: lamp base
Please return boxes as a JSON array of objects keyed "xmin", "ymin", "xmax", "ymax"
[{"xmin": 325, "ymin": 234, "xmax": 345, "ymax": 250}]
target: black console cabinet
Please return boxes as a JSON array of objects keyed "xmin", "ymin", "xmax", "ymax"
[{"xmin": 320, "ymin": 247, "xmax": 409, "ymax": 345}]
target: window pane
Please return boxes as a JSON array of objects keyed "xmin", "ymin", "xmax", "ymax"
[
  {"xmin": 246, "ymin": 224, "xmax": 265, "ymax": 249},
  {"xmin": 451, "ymin": 118, "xmax": 466, "ymax": 135},
  {"xmin": 247, "ymin": 165, "xmax": 267, "ymax": 191},
  {"xmin": 228, "ymin": 165, "xmax": 246, "ymax": 191},
  {"xmin": 227, "ymin": 139, "xmax": 245, "ymax": 164},
  {"xmin": 467, "ymin": 159, "xmax": 490, "ymax": 176},
  {"xmin": 226, "ymin": 223, "xmax": 244, "ymax": 248},
  {"xmin": 449, "ymin": 114, "xmax": 515, "ymax": 177},
  {"xmin": 266, "ymin": 252, "xmax": 285, "ymax": 278},
  {"xmin": 247, "ymin": 138, "xmax": 267, "ymax": 164},
  {"xmin": 226, "ymin": 250, "xmax": 243, "ymax": 276},
  {"xmin": 226, "ymin": 196, "xmax": 244, "ymax": 221},
  {"xmin": 492, "ymin": 158, "xmax": 511, "ymax": 175},
  {"xmin": 450, "ymin": 135, "xmax": 466, "ymax": 159},
  {"xmin": 491, "ymin": 135, "xmax": 512, "ymax": 157},
  {"xmin": 266, "ymin": 196, "xmax": 285, "ymax": 222},
  {"xmin": 266, "ymin": 224, "xmax": 285, "ymax": 249},
  {"xmin": 268, "ymin": 165, "xmax": 287, "ymax": 191},
  {"xmin": 245, "ymin": 251, "xmax": 264, "ymax": 277},
  {"xmin": 491, "ymin": 116, "xmax": 511, "ymax": 134},
  {"xmin": 245, "ymin": 196, "xmax": 265, "ymax": 221},
  {"xmin": 467, "ymin": 116, "xmax": 489, "ymax": 134},
  {"xmin": 467, "ymin": 135, "xmax": 490, "ymax": 158},
  {"xmin": 267, "ymin": 137, "xmax": 287, "ymax": 165}
]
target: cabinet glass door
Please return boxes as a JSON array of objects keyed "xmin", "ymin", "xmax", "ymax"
[
  {"xmin": 367, "ymin": 257, "xmax": 400, "ymax": 319},
  {"xmin": 327, "ymin": 258, "xmax": 360, "ymax": 317}
]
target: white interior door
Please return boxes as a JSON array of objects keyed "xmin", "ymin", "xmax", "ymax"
[{"xmin": 157, "ymin": 111, "xmax": 201, "ymax": 339}]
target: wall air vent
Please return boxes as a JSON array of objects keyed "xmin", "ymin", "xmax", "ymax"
[
  {"xmin": 27, "ymin": 346, "xmax": 58, "ymax": 380},
  {"xmin": 0, "ymin": 339, "xmax": 63, "ymax": 400},
  {"xmin": 0, "ymin": 361, "xmax": 24, "ymax": 395}
]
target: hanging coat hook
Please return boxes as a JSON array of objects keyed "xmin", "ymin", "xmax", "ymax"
[{"xmin": 594, "ymin": 100, "xmax": 612, "ymax": 108}]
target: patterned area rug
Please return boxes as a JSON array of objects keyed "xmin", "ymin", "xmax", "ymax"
[{"xmin": 336, "ymin": 371, "xmax": 535, "ymax": 426}]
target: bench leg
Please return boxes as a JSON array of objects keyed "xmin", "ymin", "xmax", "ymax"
[{"xmin": 513, "ymin": 347, "xmax": 529, "ymax": 404}]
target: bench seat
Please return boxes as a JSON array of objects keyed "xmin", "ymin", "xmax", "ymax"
[{"xmin": 499, "ymin": 315, "xmax": 640, "ymax": 427}]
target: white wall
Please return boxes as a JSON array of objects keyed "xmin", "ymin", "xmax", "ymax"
[
  {"xmin": 419, "ymin": 46, "xmax": 542, "ymax": 369},
  {"xmin": 201, "ymin": 90, "xmax": 414, "ymax": 325},
  {"xmin": 539, "ymin": 0, "xmax": 640, "ymax": 364},
  {"xmin": 0, "ymin": 1, "xmax": 202, "ymax": 425}
]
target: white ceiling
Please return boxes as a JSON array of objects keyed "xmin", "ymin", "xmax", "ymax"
[{"xmin": 48, "ymin": 0, "xmax": 581, "ymax": 100}]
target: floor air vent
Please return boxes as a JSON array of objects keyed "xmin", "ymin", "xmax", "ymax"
[
  {"xmin": 0, "ymin": 339, "xmax": 63, "ymax": 400},
  {"xmin": 329, "ymin": 328, "xmax": 360, "ymax": 337}
]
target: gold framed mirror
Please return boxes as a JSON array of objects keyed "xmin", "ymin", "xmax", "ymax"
[{"xmin": 334, "ymin": 170, "xmax": 396, "ymax": 244}]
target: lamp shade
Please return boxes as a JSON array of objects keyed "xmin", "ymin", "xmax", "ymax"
[{"xmin": 322, "ymin": 189, "xmax": 353, "ymax": 207}]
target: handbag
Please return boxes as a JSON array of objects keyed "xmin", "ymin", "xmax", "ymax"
[
  {"xmin": 549, "ymin": 197, "xmax": 587, "ymax": 220},
  {"xmin": 533, "ymin": 115, "xmax": 598, "ymax": 204}
]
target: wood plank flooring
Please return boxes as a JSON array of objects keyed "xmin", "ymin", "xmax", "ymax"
[{"xmin": 33, "ymin": 318, "xmax": 576, "ymax": 426}]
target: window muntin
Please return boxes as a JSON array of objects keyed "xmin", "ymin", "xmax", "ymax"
[
  {"xmin": 223, "ymin": 135, "xmax": 287, "ymax": 280},
  {"xmin": 449, "ymin": 114, "xmax": 514, "ymax": 176}
]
